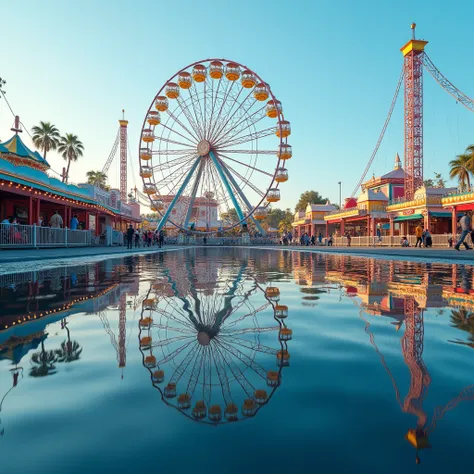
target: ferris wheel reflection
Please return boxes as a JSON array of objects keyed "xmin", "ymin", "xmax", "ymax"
[{"xmin": 138, "ymin": 256, "xmax": 292, "ymax": 423}]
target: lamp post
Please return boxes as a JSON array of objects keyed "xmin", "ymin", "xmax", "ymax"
[{"xmin": 338, "ymin": 181, "xmax": 342, "ymax": 209}]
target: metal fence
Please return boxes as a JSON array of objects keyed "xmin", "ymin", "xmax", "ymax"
[
  {"xmin": 330, "ymin": 234, "xmax": 457, "ymax": 248},
  {"xmin": 0, "ymin": 223, "xmax": 91, "ymax": 249}
]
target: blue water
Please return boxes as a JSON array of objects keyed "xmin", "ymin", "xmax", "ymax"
[{"xmin": 0, "ymin": 248, "xmax": 473, "ymax": 473}]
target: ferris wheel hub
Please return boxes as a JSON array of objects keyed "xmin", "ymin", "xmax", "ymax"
[
  {"xmin": 197, "ymin": 331, "xmax": 211, "ymax": 346},
  {"xmin": 197, "ymin": 140, "xmax": 211, "ymax": 157}
]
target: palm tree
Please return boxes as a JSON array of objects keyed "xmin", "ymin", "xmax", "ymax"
[
  {"xmin": 449, "ymin": 154, "xmax": 472, "ymax": 191},
  {"xmin": 31, "ymin": 121, "xmax": 60, "ymax": 161},
  {"xmin": 29, "ymin": 341, "xmax": 58, "ymax": 377},
  {"xmin": 58, "ymin": 134, "xmax": 84, "ymax": 183},
  {"xmin": 86, "ymin": 170, "xmax": 108, "ymax": 189},
  {"xmin": 449, "ymin": 307, "xmax": 474, "ymax": 349},
  {"xmin": 55, "ymin": 319, "xmax": 82, "ymax": 363}
]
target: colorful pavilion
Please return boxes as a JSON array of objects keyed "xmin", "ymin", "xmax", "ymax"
[
  {"xmin": 324, "ymin": 154, "xmax": 405, "ymax": 237},
  {"xmin": 0, "ymin": 122, "xmax": 140, "ymax": 235},
  {"xmin": 292, "ymin": 201, "xmax": 337, "ymax": 239}
]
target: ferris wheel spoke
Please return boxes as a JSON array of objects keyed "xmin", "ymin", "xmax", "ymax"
[
  {"xmin": 217, "ymin": 153, "xmax": 274, "ymax": 177},
  {"xmin": 154, "ymin": 159, "xmax": 196, "ymax": 193},
  {"xmin": 152, "ymin": 323, "xmax": 194, "ymax": 334},
  {"xmin": 155, "ymin": 307, "xmax": 196, "ymax": 330},
  {"xmin": 176, "ymin": 96, "xmax": 203, "ymax": 140},
  {"xmin": 210, "ymin": 340, "xmax": 233, "ymax": 405},
  {"xmin": 151, "ymin": 152, "xmax": 196, "ymax": 172},
  {"xmin": 220, "ymin": 326, "xmax": 279, "ymax": 336},
  {"xmin": 213, "ymin": 339, "xmax": 255, "ymax": 398},
  {"xmin": 214, "ymin": 108, "xmax": 268, "ymax": 148},
  {"xmin": 208, "ymin": 79, "xmax": 235, "ymax": 142},
  {"xmin": 226, "ymin": 336, "xmax": 278, "ymax": 356},
  {"xmin": 216, "ymin": 337, "xmax": 268, "ymax": 381},
  {"xmin": 216, "ymin": 126, "xmax": 277, "ymax": 149},
  {"xmin": 159, "ymin": 121, "xmax": 198, "ymax": 147},
  {"xmin": 210, "ymin": 88, "xmax": 255, "ymax": 145},
  {"xmin": 155, "ymin": 135, "xmax": 196, "ymax": 148},
  {"xmin": 164, "ymin": 109, "xmax": 200, "ymax": 143},
  {"xmin": 156, "ymin": 339, "xmax": 195, "ymax": 367},
  {"xmin": 209, "ymin": 85, "xmax": 247, "ymax": 143},
  {"xmin": 152, "ymin": 149, "xmax": 197, "ymax": 156},
  {"xmin": 202, "ymin": 345, "xmax": 212, "ymax": 406},
  {"xmin": 188, "ymin": 83, "xmax": 207, "ymax": 139},
  {"xmin": 218, "ymin": 158, "xmax": 266, "ymax": 199},
  {"xmin": 208, "ymin": 159, "xmax": 233, "ymax": 215},
  {"xmin": 214, "ymin": 102, "xmax": 266, "ymax": 147},
  {"xmin": 185, "ymin": 345, "xmax": 205, "ymax": 398},
  {"xmin": 151, "ymin": 334, "xmax": 194, "ymax": 348},
  {"xmin": 169, "ymin": 342, "xmax": 201, "ymax": 385},
  {"xmin": 223, "ymin": 303, "xmax": 271, "ymax": 328},
  {"xmin": 216, "ymin": 149, "xmax": 277, "ymax": 155}
]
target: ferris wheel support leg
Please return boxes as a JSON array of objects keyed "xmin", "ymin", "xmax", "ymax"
[
  {"xmin": 209, "ymin": 151, "xmax": 246, "ymax": 224},
  {"xmin": 217, "ymin": 156, "xmax": 266, "ymax": 236},
  {"xmin": 183, "ymin": 160, "xmax": 205, "ymax": 231},
  {"xmin": 156, "ymin": 157, "xmax": 202, "ymax": 233}
]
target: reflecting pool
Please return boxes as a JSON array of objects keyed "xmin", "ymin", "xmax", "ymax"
[{"xmin": 0, "ymin": 248, "xmax": 473, "ymax": 473}]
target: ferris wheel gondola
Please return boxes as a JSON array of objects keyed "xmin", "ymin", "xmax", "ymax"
[{"xmin": 139, "ymin": 59, "xmax": 292, "ymax": 235}]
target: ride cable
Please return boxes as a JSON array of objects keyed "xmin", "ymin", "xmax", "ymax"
[
  {"xmin": 350, "ymin": 66, "xmax": 404, "ymax": 198},
  {"xmin": 423, "ymin": 53, "xmax": 474, "ymax": 114}
]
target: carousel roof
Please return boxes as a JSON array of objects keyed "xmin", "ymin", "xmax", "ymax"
[{"xmin": 0, "ymin": 133, "xmax": 50, "ymax": 167}]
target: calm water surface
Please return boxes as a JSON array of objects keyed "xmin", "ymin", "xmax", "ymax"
[{"xmin": 0, "ymin": 248, "xmax": 473, "ymax": 473}]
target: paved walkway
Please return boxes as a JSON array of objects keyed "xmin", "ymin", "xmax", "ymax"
[
  {"xmin": 0, "ymin": 245, "xmax": 171, "ymax": 264},
  {"xmin": 258, "ymin": 245, "xmax": 474, "ymax": 263},
  {"xmin": 0, "ymin": 244, "xmax": 473, "ymax": 265}
]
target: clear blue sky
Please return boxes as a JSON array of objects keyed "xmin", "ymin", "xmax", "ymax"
[{"xmin": 1, "ymin": 0, "xmax": 473, "ymax": 210}]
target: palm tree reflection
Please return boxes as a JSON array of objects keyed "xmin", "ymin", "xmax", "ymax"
[
  {"xmin": 29, "ymin": 341, "xmax": 58, "ymax": 378},
  {"xmin": 449, "ymin": 308, "xmax": 474, "ymax": 348}
]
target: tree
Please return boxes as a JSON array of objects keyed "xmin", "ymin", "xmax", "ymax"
[
  {"xmin": 294, "ymin": 191, "xmax": 328, "ymax": 212},
  {"xmin": 55, "ymin": 319, "xmax": 83, "ymax": 363},
  {"xmin": 58, "ymin": 133, "xmax": 84, "ymax": 183},
  {"xmin": 449, "ymin": 308, "xmax": 474, "ymax": 349},
  {"xmin": 31, "ymin": 121, "xmax": 60, "ymax": 161},
  {"xmin": 220, "ymin": 208, "xmax": 239, "ymax": 225},
  {"xmin": 29, "ymin": 340, "xmax": 58, "ymax": 377},
  {"xmin": 423, "ymin": 172, "xmax": 446, "ymax": 188},
  {"xmin": 278, "ymin": 208, "xmax": 293, "ymax": 234},
  {"xmin": 86, "ymin": 170, "xmax": 109, "ymax": 190},
  {"xmin": 449, "ymin": 154, "xmax": 472, "ymax": 190},
  {"xmin": 0, "ymin": 77, "xmax": 5, "ymax": 94},
  {"xmin": 266, "ymin": 208, "xmax": 286, "ymax": 229}
]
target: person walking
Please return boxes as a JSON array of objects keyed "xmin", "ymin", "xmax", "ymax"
[
  {"xmin": 158, "ymin": 230, "xmax": 164, "ymax": 248},
  {"xmin": 310, "ymin": 235, "xmax": 315, "ymax": 246},
  {"xmin": 134, "ymin": 230, "xmax": 140, "ymax": 248},
  {"xmin": 126, "ymin": 225, "xmax": 134, "ymax": 249},
  {"xmin": 318, "ymin": 232, "xmax": 323, "ymax": 245},
  {"xmin": 455, "ymin": 212, "xmax": 472, "ymax": 251},
  {"xmin": 346, "ymin": 232, "xmax": 351, "ymax": 247},
  {"xmin": 415, "ymin": 223, "xmax": 423, "ymax": 247}
]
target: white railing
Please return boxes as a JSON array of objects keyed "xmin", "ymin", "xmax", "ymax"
[
  {"xmin": 329, "ymin": 234, "xmax": 458, "ymax": 247},
  {"xmin": 0, "ymin": 223, "xmax": 91, "ymax": 249}
]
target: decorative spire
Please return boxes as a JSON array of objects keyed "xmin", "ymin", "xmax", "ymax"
[
  {"xmin": 10, "ymin": 116, "xmax": 22, "ymax": 134},
  {"xmin": 394, "ymin": 152, "xmax": 402, "ymax": 170}
]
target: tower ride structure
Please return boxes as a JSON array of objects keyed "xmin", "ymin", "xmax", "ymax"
[
  {"xmin": 401, "ymin": 23, "xmax": 427, "ymax": 201},
  {"xmin": 351, "ymin": 24, "xmax": 474, "ymax": 199}
]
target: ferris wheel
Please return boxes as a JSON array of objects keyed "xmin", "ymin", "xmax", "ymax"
[
  {"xmin": 137, "ymin": 261, "xmax": 292, "ymax": 424},
  {"xmin": 139, "ymin": 59, "xmax": 292, "ymax": 235}
]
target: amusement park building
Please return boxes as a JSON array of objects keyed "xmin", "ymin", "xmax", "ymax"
[
  {"xmin": 145, "ymin": 194, "xmax": 221, "ymax": 232},
  {"xmin": 291, "ymin": 201, "xmax": 337, "ymax": 238},
  {"xmin": 324, "ymin": 154, "xmax": 457, "ymax": 238},
  {"xmin": 0, "ymin": 123, "xmax": 140, "ymax": 237}
]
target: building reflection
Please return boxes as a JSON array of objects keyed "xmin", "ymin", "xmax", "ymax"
[
  {"xmin": 307, "ymin": 254, "xmax": 474, "ymax": 464},
  {"xmin": 138, "ymin": 251, "xmax": 292, "ymax": 423}
]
